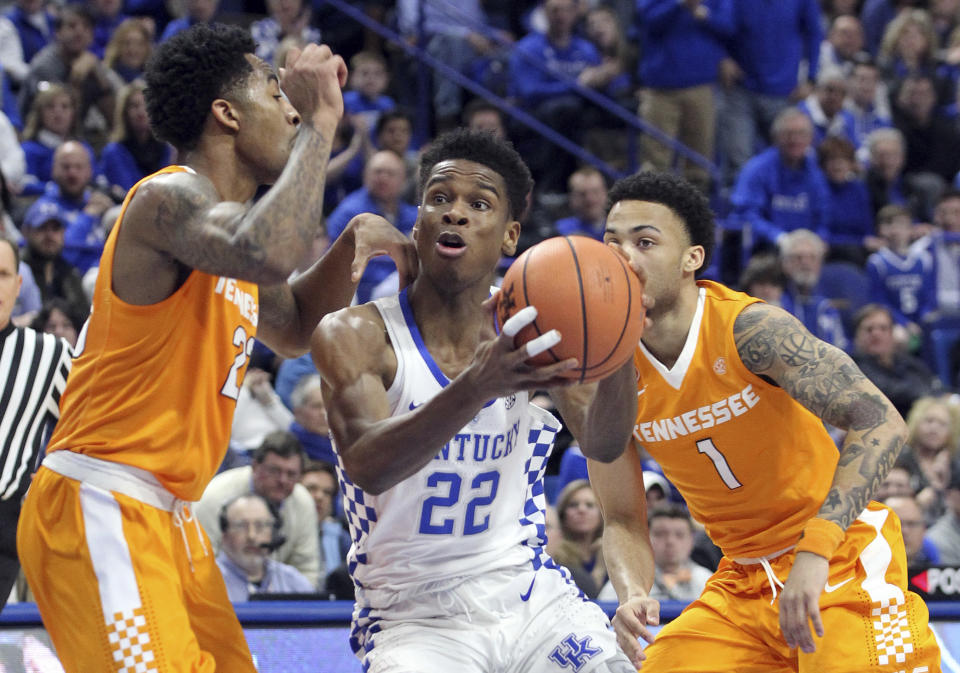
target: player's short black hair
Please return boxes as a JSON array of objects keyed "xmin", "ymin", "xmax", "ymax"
[
  {"xmin": 606, "ymin": 171, "xmax": 715, "ymax": 274},
  {"xmin": 418, "ymin": 129, "xmax": 533, "ymax": 222},
  {"xmin": 144, "ymin": 23, "xmax": 257, "ymax": 150}
]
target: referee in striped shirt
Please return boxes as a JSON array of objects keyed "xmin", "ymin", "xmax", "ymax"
[{"xmin": 0, "ymin": 235, "xmax": 72, "ymax": 609}]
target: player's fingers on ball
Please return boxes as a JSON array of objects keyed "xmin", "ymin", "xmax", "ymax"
[
  {"xmin": 525, "ymin": 330, "xmax": 560, "ymax": 358},
  {"xmin": 501, "ymin": 305, "xmax": 537, "ymax": 338}
]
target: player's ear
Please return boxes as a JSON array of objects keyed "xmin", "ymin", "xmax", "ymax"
[
  {"xmin": 501, "ymin": 219, "xmax": 520, "ymax": 256},
  {"xmin": 210, "ymin": 98, "xmax": 241, "ymax": 133},
  {"xmin": 412, "ymin": 208, "xmax": 420, "ymax": 242},
  {"xmin": 682, "ymin": 245, "xmax": 705, "ymax": 273}
]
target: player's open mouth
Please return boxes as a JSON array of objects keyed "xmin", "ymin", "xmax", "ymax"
[{"xmin": 436, "ymin": 232, "xmax": 467, "ymax": 258}]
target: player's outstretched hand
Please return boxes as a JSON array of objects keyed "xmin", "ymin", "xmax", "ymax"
[
  {"xmin": 345, "ymin": 213, "xmax": 418, "ymax": 290},
  {"xmin": 612, "ymin": 595, "xmax": 660, "ymax": 668},
  {"xmin": 779, "ymin": 551, "xmax": 829, "ymax": 653},
  {"xmin": 467, "ymin": 296, "xmax": 578, "ymax": 399},
  {"xmin": 280, "ymin": 43, "xmax": 348, "ymax": 128}
]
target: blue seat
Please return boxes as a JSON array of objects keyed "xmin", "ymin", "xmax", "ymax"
[{"xmin": 816, "ymin": 261, "xmax": 871, "ymax": 336}]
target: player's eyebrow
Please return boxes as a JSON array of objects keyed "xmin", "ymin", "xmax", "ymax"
[
  {"xmin": 605, "ymin": 224, "xmax": 662, "ymax": 235},
  {"xmin": 425, "ymin": 174, "xmax": 501, "ymax": 197}
]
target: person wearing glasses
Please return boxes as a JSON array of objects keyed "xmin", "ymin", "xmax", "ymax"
[
  {"xmin": 215, "ymin": 493, "xmax": 314, "ymax": 601},
  {"xmin": 196, "ymin": 430, "xmax": 321, "ymax": 586}
]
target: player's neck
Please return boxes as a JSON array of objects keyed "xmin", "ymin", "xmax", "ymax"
[
  {"xmin": 408, "ymin": 277, "xmax": 492, "ymax": 358},
  {"xmin": 181, "ymin": 144, "xmax": 258, "ymax": 203},
  {"xmin": 641, "ymin": 282, "xmax": 700, "ymax": 368}
]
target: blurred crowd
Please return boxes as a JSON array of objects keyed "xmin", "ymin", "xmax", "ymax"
[{"xmin": 3, "ymin": 0, "xmax": 960, "ymax": 602}]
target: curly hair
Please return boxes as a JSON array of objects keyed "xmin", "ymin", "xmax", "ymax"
[
  {"xmin": 418, "ymin": 129, "xmax": 533, "ymax": 222},
  {"xmin": 144, "ymin": 23, "xmax": 256, "ymax": 150},
  {"xmin": 606, "ymin": 171, "xmax": 715, "ymax": 274}
]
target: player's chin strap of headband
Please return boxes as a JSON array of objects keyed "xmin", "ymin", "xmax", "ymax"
[
  {"xmin": 733, "ymin": 545, "xmax": 794, "ymax": 605},
  {"xmin": 172, "ymin": 500, "xmax": 209, "ymax": 573}
]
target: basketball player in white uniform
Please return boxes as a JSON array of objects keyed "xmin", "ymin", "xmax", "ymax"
[{"xmin": 312, "ymin": 129, "xmax": 642, "ymax": 673}]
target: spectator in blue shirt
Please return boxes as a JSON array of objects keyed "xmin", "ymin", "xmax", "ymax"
[
  {"xmin": 866, "ymin": 204, "xmax": 936, "ymax": 330},
  {"xmin": 98, "ymin": 80, "xmax": 172, "ymax": 193},
  {"xmin": 325, "ymin": 150, "xmax": 418, "ymax": 304},
  {"xmin": 89, "ymin": 0, "xmax": 128, "ymax": 59},
  {"xmin": 2, "ymin": 0, "xmax": 54, "ymax": 68},
  {"xmin": 342, "ymin": 51, "xmax": 395, "ymax": 135},
  {"xmin": 508, "ymin": 0, "xmax": 601, "ymax": 192},
  {"xmin": 819, "ymin": 15, "xmax": 866, "ymax": 73},
  {"xmin": 846, "ymin": 55, "xmax": 892, "ymax": 153},
  {"xmin": 216, "ymin": 494, "xmax": 316, "ymax": 600},
  {"xmin": 717, "ymin": 0, "xmax": 823, "ymax": 182},
  {"xmin": 159, "ymin": 0, "xmax": 218, "ymax": 42},
  {"xmin": 636, "ymin": 0, "xmax": 733, "ymax": 192},
  {"xmin": 818, "ymin": 135, "xmax": 876, "ymax": 264},
  {"xmin": 779, "ymin": 228, "xmax": 849, "ymax": 349},
  {"xmin": 729, "ymin": 108, "xmax": 830, "ymax": 250},
  {"xmin": 553, "ymin": 166, "xmax": 607, "ymax": 240},
  {"xmin": 797, "ymin": 66, "xmax": 858, "ymax": 147}
]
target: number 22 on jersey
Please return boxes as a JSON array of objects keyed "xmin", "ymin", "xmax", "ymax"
[{"xmin": 221, "ymin": 325, "xmax": 255, "ymax": 400}]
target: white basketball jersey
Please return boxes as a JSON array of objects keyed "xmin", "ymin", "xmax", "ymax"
[{"xmin": 334, "ymin": 289, "xmax": 560, "ymax": 599}]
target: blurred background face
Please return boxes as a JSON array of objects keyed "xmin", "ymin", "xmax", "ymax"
[
  {"xmin": 878, "ymin": 215, "xmax": 913, "ymax": 249},
  {"xmin": 775, "ymin": 116, "xmax": 813, "ymax": 164},
  {"xmin": 649, "ymin": 516, "xmax": 694, "ymax": 570},
  {"xmin": 877, "ymin": 467, "xmax": 914, "ymax": 500},
  {"xmin": 818, "ymin": 79, "xmax": 848, "ymax": 117},
  {"xmin": 301, "ymin": 469, "xmax": 336, "ymax": 521},
  {"xmin": 885, "ymin": 496, "xmax": 925, "ymax": 560},
  {"xmin": 364, "ymin": 151, "xmax": 406, "ymax": 203},
  {"xmin": 914, "ymin": 404, "xmax": 952, "ymax": 451},
  {"xmin": 26, "ymin": 221, "xmax": 65, "ymax": 258},
  {"xmin": 585, "ymin": 9, "xmax": 617, "ymax": 50},
  {"xmin": 119, "ymin": 27, "xmax": 150, "ymax": 69},
  {"xmin": 57, "ymin": 13, "xmax": 94, "ymax": 57},
  {"xmin": 44, "ymin": 307, "xmax": 78, "ymax": 346},
  {"xmin": 829, "ymin": 16, "xmax": 864, "ymax": 58},
  {"xmin": 268, "ymin": 0, "xmax": 302, "ymax": 25},
  {"xmin": 898, "ymin": 78, "xmax": 937, "ymax": 121},
  {"xmin": 126, "ymin": 89, "xmax": 151, "ymax": 136},
  {"xmin": 53, "ymin": 144, "xmax": 92, "ymax": 200},
  {"xmin": 851, "ymin": 65, "xmax": 879, "ymax": 107},
  {"xmin": 568, "ymin": 172, "xmax": 607, "ymax": 222},
  {"xmin": 823, "ymin": 155, "xmax": 854, "ymax": 183},
  {"xmin": 377, "ymin": 119, "xmax": 411, "ymax": 157},
  {"xmin": 544, "ymin": 506, "xmax": 561, "ymax": 557},
  {"xmin": 467, "ymin": 109, "xmax": 505, "ymax": 139},
  {"xmin": 221, "ymin": 498, "xmax": 274, "ymax": 569},
  {"xmin": 870, "ymin": 137, "xmax": 905, "ymax": 181},
  {"xmin": 561, "ymin": 485, "xmax": 601, "ymax": 538},
  {"xmin": 781, "ymin": 240, "xmax": 823, "ymax": 288},
  {"xmin": 187, "ymin": 0, "xmax": 218, "ymax": 22},
  {"xmin": 252, "ymin": 452, "xmax": 302, "ymax": 504},
  {"xmin": 93, "ymin": 0, "xmax": 123, "ymax": 17},
  {"xmin": 41, "ymin": 93, "xmax": 75, "ymax": 136},
  {"xmin": 351, "ymin": 61, "xmax": 387, "ymax": 99},
  {"xmin": 934, "ymin": 197, "xmax": 960, "ymax": 232},
  {"xmin": 545, "ymin": 0, "xmax": 578, "ymax": 38},
  {"xmin": 854, "ymin": 309, "xmax": 894, "ymax": 358},
  {"xmin": 897, "ymin": 22, "xmax": 928, "ymax": 60}
]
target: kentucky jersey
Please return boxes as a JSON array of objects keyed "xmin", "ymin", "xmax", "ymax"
[
  {"xmin": 865, "ymin": 246, "xmax": 935, "ymax": 324},
  {"xmin": 335, "ymin": 288, "xmax": 560, "ymax": 599},
  {"xmin": 46, "ymin": 166, "xmax": 260, "ymax": 501},
  {"xmin": 633, "ymin": 281, "xmax": 840, "ymax": 559}
]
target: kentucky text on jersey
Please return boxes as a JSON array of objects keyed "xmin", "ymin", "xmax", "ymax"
[
  {"xmin": 635, "ymin": 384, "xmax": 760, "ymax": 443},
  {"xmin": 215, "ymin": 277, "xmax": 259, "ymax": 327},
  {"xmin": 434, "ymin": 421, "xmax": 521, "ymax": 462}
]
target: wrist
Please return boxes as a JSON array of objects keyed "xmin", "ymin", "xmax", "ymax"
[{"xmin": 796, "ymin": 517, "xmax": 844, "ymax": 560}]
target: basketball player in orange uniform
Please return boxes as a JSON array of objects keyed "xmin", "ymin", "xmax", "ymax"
[
  {"xmin": 16, "ymin": 24, "xmax": 414, "ymax": 673},
  {"xmin": 591, "ymin": 172, "xmax": 940, "ymax": 672}
]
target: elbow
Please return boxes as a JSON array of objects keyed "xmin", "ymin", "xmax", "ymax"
[{"xmin": 580, "ymin": 441, "xmax": 627, "ymax": 464}]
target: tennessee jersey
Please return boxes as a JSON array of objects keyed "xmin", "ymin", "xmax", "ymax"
[
  {"xmin": 47, "ymin": 166, "xmax": 259, "ymax": 501},
  {"xmin": 634, "ymin": 280, "xmax": 838, "ymax": 559}
]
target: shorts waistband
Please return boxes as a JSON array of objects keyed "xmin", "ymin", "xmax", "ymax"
[
  {"xmin": 42, "ymin": 450, "xmax": 179, "ymax": 511},
  {"xmin": 732, "ymin": 545, "xmax": 796, "ymax": 565}
]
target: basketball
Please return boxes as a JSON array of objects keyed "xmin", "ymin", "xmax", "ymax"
[{"xmin": 496, "ymin": 235, "xmax": 645, "ymax": 384}]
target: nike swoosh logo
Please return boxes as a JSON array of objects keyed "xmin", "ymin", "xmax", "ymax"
[
  {"xmin": 824, "ymin": 577, "xmax": 853, "ymax": 593},
  {"xmin": 520, "ymin": 576, "xmax": 536, "ymax": 602}
]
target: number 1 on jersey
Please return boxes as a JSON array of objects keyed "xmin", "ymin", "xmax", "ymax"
[{"xmin": 696, "ymin": 438, "xmax": 742, "ymax": 489}]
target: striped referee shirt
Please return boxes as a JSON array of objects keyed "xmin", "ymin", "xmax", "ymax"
[{"xmin": 0, "ymin": 322, "xmax": 71, "ymax": 501}]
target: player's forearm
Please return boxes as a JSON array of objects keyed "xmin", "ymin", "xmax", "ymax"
[
  {"xmin": 816, "ymin": 398, "xmax": 906, "ymax": 531},
  {"xmin": 577, "ymin": 361, "xmax": 636, "ymax": 463},
  {"xmin": 603, "ymin": 520, "xmax": 656, "ymax": 603},
  {"xmin": 337, "ymin": 375, "xmax": 492, "ymax": 495},
  {"xmin": 237, "ymin": 121, "xmax": 336, "ymax": 283}
]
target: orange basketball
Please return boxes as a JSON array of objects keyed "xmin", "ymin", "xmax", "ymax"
[{"xmin": 496, "ymin": 235, "xmax": 645, "ymax": 384}]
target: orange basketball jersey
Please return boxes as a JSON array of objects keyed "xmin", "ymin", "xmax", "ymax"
[
  {"xmin": 47, "ymin": 166, "xmax": 259, "ymax": 501},
  {"xmin": 634, "ymin": 280, "xmax": 838, "ymax": 559}
]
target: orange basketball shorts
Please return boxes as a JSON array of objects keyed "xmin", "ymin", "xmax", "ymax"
[
  {"xmin": 642, "ymin": 502, "xmax": 940, "ymax": 673},
  {"xmin": 17, "ymin": 463, "xmax": 256, "ymax": 673}
]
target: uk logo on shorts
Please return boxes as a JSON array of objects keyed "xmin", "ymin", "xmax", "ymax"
[{"xmin": 548, "ymin": 633, "xmax": 601, "ymax": 671}]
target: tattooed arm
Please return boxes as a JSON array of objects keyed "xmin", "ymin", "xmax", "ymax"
[{"xmin": 733, "ymin": 301, "xmax": 906, "ymax": 652}]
